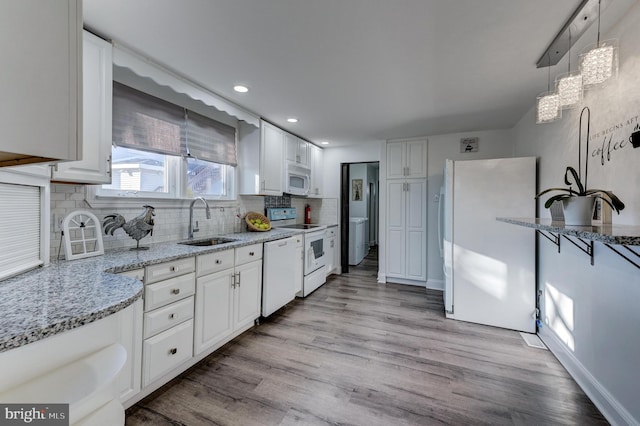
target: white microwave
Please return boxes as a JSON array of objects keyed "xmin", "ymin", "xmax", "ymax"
[{"xmin": 286, "ymin": 164, "xmax": 310, "ymax": 196}]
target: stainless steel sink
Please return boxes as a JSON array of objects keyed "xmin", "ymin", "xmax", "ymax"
[{"xmin": 178, "ymin": 237, "xmax": 237, "ymax": 247}]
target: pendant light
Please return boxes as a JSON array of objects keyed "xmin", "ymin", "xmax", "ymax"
[
  {"xmin": 536, "ymin": 55, "xmax": 561, "ymax": 124},
  {"xmin": 579, "ymin": 0, "xmax": 618, "ymax": 88},
  {"xmin": 555, "ymin": 28, "xmax": 583, "ymax": 109}
]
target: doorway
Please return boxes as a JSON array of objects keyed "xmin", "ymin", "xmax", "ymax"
[{"xmin": 340, "ymin": 162, "xmax": 379, "ymax": 274}]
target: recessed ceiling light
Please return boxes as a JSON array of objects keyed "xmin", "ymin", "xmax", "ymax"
[
  {"xmin": 320, "ymin": 141, "xmax": 330, "ymax": 145},
  {"xmin": 233, "ymin": 85, "xmax": 249, "ymax": 93},
  {"xmin": 287, "ymin": 118, "xmax": 298, "ymax": 123}
]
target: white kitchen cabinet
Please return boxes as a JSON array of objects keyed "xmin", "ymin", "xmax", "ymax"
[
  {"xmin": 386, "ymin": 179, "xmax": 427, "ymax": 282},
  {"xmin": 0, "ymin": 0, "xmax": 81, "ymax": 167},
  {"xmin": 309, "ymin": 144, "xmax": 324, "ymax": 197},
  {"xmin": 116, "ymin": 299, "xmax": 143, "ymax": 403},
  {"xmin": 386, "ymin": 139, "xmax": 427, "ymax": 179},
  {"xmin": 286, "ymin": 133, "xmax": 309, "ymax": 167},
  {"xmin": 53, "ymin": 30, "xmax": 113, "ymax": 184},
  {"xmin": 194, "ymin": 244, "xmax": 262, "ymax": 355},
  {"xmin": 141, "ymin": 259, "xmax": 195, "ymax": 388},
  {"xmin": 238, "ymin": 121, "xmax": 284, "ymax": 195},
  {"xmin": 325, "ymin": 226, "xmax": 337, "ymax": 275}
]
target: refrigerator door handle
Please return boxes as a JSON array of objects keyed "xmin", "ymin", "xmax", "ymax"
[{"xmin": 438, "ymin": 185, "xmax": 445, "ymax": 258}]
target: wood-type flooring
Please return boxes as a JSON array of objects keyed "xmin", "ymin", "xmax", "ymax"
[{"xmin": 126, "ymin": 247, "xmax": 606, "ymax": 425}]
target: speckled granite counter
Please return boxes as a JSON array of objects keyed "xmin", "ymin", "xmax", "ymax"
[
  {"xmin": 0, "ymin": 229, "xmax": 300, "ymax": 353},
  {"xmin": 497, "ymin": 218, "xmax": 640, "ymax": 246}
]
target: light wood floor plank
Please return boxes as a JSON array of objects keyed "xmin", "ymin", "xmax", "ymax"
[{"xmin": 127, "ymin": 248, "xmax": 607, "ymax": 425}]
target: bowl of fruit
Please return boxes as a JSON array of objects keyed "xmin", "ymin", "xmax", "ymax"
[{"xmin": 245, "ymin": 212, "xmax": 271, "ymax": 232}]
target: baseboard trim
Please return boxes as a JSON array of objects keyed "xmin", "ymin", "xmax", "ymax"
[
  {"xmin": 426, "ymin": 279, "xmax": 444, "ymax": 290},
  {"xmin": 385, "ymin": 277, "xmax": 426, "ymax": 287},
  {"xmin": 539, "ymin": 328, "xmax": 637, "ymax": 426}
]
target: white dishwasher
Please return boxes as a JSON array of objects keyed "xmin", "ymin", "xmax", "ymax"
[{"xmin": 262, "ymin": 236, "xmax": 298, "ymax": 317}]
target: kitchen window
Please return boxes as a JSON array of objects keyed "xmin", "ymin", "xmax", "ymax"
[{"xmin": 97, "ymin": 82, "xmax": 236, "ymax": 200}]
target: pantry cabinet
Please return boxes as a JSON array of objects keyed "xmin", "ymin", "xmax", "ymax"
[
  {"xmin": 0, "ymin": 0, "xmax": 82, "ymax": 167},
  {"xmin": 386, "ymin": 139, "xmax": 427, "ymax": 179},
  {"xmin": 386, "ymin": 179, "xmax": 427, "ymax": 281},
  {"xmin": 52, "ymin": 30, "xmax": 113, "ymax": 184},
  {"xmin": 194, "ymin": 244, "xmax": 262, "ymax": 355}
]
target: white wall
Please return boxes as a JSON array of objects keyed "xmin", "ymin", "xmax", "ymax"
[
  {"xmin": 425, "ymin": 129, "xmax": 515, "ymax": 289},
  {"xmin": 512, "ymin": 3, "xmax": 640, "ymax": 424},
  {"xmin": 323, "ymin": 142, "xmax": 384, "ymax": 274}
]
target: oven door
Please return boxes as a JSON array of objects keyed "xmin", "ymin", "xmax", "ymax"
[{"xmin": 305, "ymin": 230, "xmax": 326, "ymax": 274}]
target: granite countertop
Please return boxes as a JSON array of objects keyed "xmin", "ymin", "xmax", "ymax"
[
  {"xmin": 0, "ymin": 229, "xmax": 300, "ymax": 353},
  {"xmin": 497, "ymin": 217, "xmax": 640, "ymax": 246}
]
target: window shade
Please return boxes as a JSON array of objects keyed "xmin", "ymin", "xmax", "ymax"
[
  {"xmin": 113, "ymin": 82, "xmax": 238, "ymax": 166},
  {"xmin": 0, "ymin": 183, "xmax": 42, "ymax": 280},
  {"xmin": 183, "ymin": 110, "xmax": 237, "ymax": 166},
  {"xmin": 112, "ymin": 82, "xmax": 184, "ymax": 156}
]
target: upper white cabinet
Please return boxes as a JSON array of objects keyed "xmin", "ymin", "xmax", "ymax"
[
  {"xmin": 238, "ymin": 121, "xmax": 284, "ymax": 195},
  {"xmin": 285, "ymin": 133, "xmax": 309, "ymax": 167},
  {"xmin": 0, "ymin": 0, "xmax": 82, "ymax": 167},
  {"xmin": 309, "ymin": 144, "xmax": 323, "ymax": 197},
  {"xmin": 386, "ymin": 139, "xmax": 427, "ymax": 179},
  {"xmin": 53, "ymin": 31, "xmax": 113, "ymax": 184}
]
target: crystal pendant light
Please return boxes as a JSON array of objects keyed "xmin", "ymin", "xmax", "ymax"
[
  {"xmin": 555, "ymin": 29, "xmax": 583, "ymax": 109},
  {"xmin": 536, "ymin": 55, "xmax": 561, "ymax": 124},
  {"xmin": 579, "ymin": 0, "xmax": 618, "ymax": 89}
]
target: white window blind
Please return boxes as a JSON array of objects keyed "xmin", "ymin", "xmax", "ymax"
[
  {"xmin": 184, "ymin": 110, "xmax": 237, "ymax": 166},
  {"xmin": 113, "ymin": 82, "xmax": 237, "ymax": 166},
  {"xmin": 0, "ymin": 183, "xmax": 42, "ymax": 280}
]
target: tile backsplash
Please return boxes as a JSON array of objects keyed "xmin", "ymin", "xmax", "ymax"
[{"xmin": 50, "ymin": 184, "xmax": 338, "ymax": 261}]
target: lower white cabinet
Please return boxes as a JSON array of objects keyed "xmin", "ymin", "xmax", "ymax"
[
  {"xmin": 142, "ymin": 319, "xmax": 194, "ymax": 387},
  {"xmin": 116, "ymin": 298, "xmax": 143, "ymax": 403},
  {"xmin": 325, "ymin": 226, "xmax": 337, "ymax": 275},
  {"xmin": 194, "ymin": 244, "xmax": 262, "ymax": 355}
]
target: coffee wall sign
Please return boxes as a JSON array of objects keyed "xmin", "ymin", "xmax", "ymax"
[{"xmin": 589, "ymin": 114, "xmax": 640, "ymax": 166}]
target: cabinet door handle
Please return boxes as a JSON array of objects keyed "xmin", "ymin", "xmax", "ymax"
[
  {"xmin": 235, "ymin": 272, "xmax": 241, "ymax": 286},
  {"xmin": 169, "ymin": 348, "xmax": 177, "ymax": 355},
  {"xmin": 170, "ymin": 266, "xmax": 178, "ymax": 272},
  {"xmin": 171, "ymin": 288, "xmax": 180, "ymax": 295},
  {"xmin": 249, "ymin": 251, "xmax": 255, "ymax": 256},
  {"xmin": 231, "ymin": 274, "xmax": 236, "ymax": 288},
  {"xmin": 169, "ymin": 313, "xmax": 175, "ymax": 319},
  {"xmin": 215, "ymin": 259, "xmax": 222, "ymax": 264}
]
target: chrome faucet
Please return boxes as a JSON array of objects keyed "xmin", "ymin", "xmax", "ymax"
[{"xmin": 188, "ymin": 197, "xmax": 211, "ymax": 239}]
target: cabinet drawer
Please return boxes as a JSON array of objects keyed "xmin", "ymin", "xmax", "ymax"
[
  {"xmin": 144, "ymin": 296, "xmax": 194, "ymax": 339},
  {"xmin": 144, "ymin": 272, "xmax": 195, "ymax": 312},
  {"xmin": 197, "ymin": 249, "xmax": 234, "ymax": 277},
  {"xmin": 118, "ymin": 268, "xmax": 144, "ymax": 282},
  {"xmin": 142, "ymin": 319, "xmax": 193, "ymax": 387},
  {"xmin": 235, "ymin": 243, "xmax": 263, "ymax": 265},
  {"xmin": 145, "ymin": 258, "xmax": 195, "ymax": 284},
  {"xmin": 326, "ymin": 227, "xmax": 337, "ymax": 237}
]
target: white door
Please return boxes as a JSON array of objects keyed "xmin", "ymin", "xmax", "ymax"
[
  {"xmin": 405, "ymin": 179, "xmax": 427, "ymax": 280},
  {"xmin": 260, "ymin": 122, "xmax": 284, "ymax": 195},
  {"xmin": 452, "ymin": 157, "xmax": 536, "ymax": 333},
  {"xmin": 234, "ymin": 261, "xmax": 262, "ymax": 330},
  {"xmin": 386, "ymin": 180, "xmax": 406, "ymax": 277},
  {"xmin": 194, "ymin": 270, "xmax": 233, "ymax": 355},
  {"xmin": 53, "ymin": 30, "xmax": 112, "ymax": 183}
]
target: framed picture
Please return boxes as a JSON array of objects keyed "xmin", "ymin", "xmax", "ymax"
[{"xmin": 352, "ymin": 179, "xmax": 363, "ymax": 201}]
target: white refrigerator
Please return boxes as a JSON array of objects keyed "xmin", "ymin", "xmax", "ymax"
[{"xmin": 441, "ymin": 157, "xmax": 536, "ymax": 333}]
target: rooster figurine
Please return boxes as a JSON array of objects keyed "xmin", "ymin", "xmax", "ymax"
[{"xmin": 103, "ymin": 205, "xmax": 155, "ymax": 250}]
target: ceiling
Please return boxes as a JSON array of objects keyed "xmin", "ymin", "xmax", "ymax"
[{"xmin": 83, "ymin": 0, "xmax": 636, "ymax": 147}]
